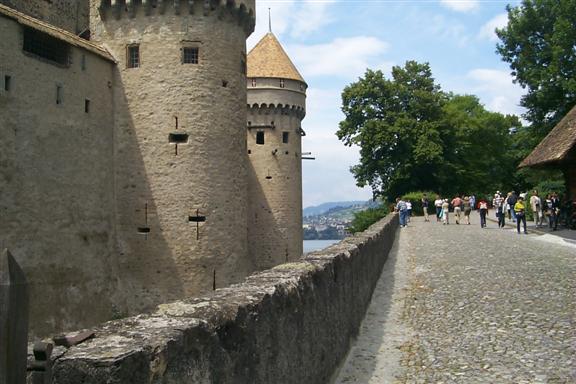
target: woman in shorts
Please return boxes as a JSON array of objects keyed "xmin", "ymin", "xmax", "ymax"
[{"xmin": 463, "ymin": 196, "xmax": 472, "ymax": 224}]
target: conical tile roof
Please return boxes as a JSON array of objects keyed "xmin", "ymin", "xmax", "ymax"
[{"xmin": 247, "ymin": 33, "xmax": 305, "ymax": 83}]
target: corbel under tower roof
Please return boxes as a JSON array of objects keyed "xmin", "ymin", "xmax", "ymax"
[{"xmin": 247, "ymin": 32, "xmax": 305, "ymax": 83}]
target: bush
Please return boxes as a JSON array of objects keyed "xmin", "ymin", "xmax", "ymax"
[
  {"xmin": 347, "ymin": 205, "xmax": 389, "ymax": 234},
  {"xmin": 400, "ymin": 191, "xmax": 437, "ymax": 216}
]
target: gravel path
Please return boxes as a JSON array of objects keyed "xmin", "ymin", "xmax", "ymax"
[{"xmin": 333, "ymin": 212, "xmax": 576, "ymax": 384}]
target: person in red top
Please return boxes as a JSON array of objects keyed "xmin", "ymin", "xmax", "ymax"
[{"xmin": 451, "ymin": 195, "xmax": 463, "ymax": 224}]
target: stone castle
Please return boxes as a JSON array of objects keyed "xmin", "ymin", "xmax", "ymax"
[{"xmin": 0, "ymin": 0, "xmax": 307, "ymax": 337}]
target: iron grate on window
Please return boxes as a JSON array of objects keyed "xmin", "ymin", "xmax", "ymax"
[
  {"xmin": 182, "ymin": 47, "xmax": 199, "ymax": 64},
  {"xmin": 127, "ymin": 45, "xmax": 140, "ymax": 68},
  {"xmin": 23, "ymin": 28, "xmax": 70, "ymax": 66}
]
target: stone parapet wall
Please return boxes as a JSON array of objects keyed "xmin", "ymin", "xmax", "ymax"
[{"xmin": 34, "ymin": 214, "xmax": 398, "ymax": 384}]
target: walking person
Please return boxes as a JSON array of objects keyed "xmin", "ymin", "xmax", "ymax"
[
  {"xmin": 463, "ymin": 196, "xmax": 472, "ymax": 225},
  {"xmin": 469, "ymin": 195, "xmax": 476, "ymax": 211},
  {"xmin": 545, "ymin": 194, "xmax": 554, "ymax": 229},
  {"xmin": 550, "ymin": 192, "xmax": 560, "ymax": 231},
  {"xmin": 514, "ymin": 196, "xmax": 528, "ymax": 234},
  {"xmin": 434, "ymin": 195, "xmax": 443, "ymax": 222},
  {"xmin": 530, "ymin": 190, "xmax": 543, "ymax": 228},
  {"xmin": 478, "ymin": 198, "xmax": 488, "ymax": 228},
  {"xmin": 406, "ymin": 200, "xmax": 412, "ymax": 223},
  {"xmin": 507, "ymin": 191, "xmax": 518, "ymax": 223},
  {"xmin": 442, "ymin": 199, "xmax": 450, "ymax": 225},
  {"xmin": 451, "ymin": 195, "xmax": 463, "ymax": 224},
  {"xmin": 422, "ymin": 194, "xmax": 430, "ymax": 222},
  {"xmin": 493, "ymin": 192, "xmax": 506, "ymax": 228},
  {"xmin": 395, "ymin": 197, "xmax": 408, "ymax": 228}
]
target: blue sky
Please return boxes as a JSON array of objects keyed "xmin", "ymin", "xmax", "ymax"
[{"xmin": 246, "ymin": 0, "xmax": 525, "ymax": 208}]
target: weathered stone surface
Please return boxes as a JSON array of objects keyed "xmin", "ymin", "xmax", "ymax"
[
  {"xmin": 0, "ymin": 249, "xmax": 29, "ymax": 384},
  {"xmin": 33, "ymin": 214, "xmax": 398, "ymax": 384}
]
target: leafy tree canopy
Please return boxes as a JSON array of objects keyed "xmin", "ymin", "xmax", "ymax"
[
  {"xmin": 337, "ymin": 61, "xmax": 521, "ymax": 200},
  {"xmin": 496, "ymin": 0, "xmax": 576, "ymax": 143}
]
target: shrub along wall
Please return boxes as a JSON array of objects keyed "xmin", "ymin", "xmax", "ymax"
[{"xmin": 32, "ymin": 214, "xmax": 398, "ymax": 384}]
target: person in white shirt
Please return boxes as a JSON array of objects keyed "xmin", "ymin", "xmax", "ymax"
[
  {"xmin": 434, "ymin": 196, "xmax": 443, "ymax": 222},
  {"xmin": 530, "ymin": 190, "xmax": 543, "ymax": 227}
]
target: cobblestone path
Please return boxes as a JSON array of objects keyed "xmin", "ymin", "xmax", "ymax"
[{"xmin": 333, "ymin": 213, "xmax": 576, "ymax": 384}]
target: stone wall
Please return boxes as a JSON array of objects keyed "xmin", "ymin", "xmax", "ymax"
[
  {"xmin": 90, "ymin": 0, "xmax": 256, "ymax": 313},
  {"xmin": 0, "ymin": 0, "xmax": 89, "ymax": 34},
  {"xmin": 37, "ymin": 214, "xmax": 398, "ymax": 384},
  {"xmin": 0, "ymin": 15, "xmax": 120, "ymax": 338}
]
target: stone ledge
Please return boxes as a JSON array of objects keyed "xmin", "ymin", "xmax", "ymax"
[{"xmin": 30, "ymin": 214, "xmax": 398, "ymax": 384}]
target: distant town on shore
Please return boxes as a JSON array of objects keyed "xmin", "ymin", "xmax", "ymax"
[{"xmin": 303, "ymin": 200, "xmax": 380, "ymax": 240}]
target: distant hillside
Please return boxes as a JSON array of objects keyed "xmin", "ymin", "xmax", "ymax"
[{"xmin": 303, "ymin": 201, "xmax": 368, "ymax": 217}]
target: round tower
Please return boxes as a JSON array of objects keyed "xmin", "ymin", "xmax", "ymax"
[
  {"xmin": 90, "ymin": 0, "xmax": 255, "ymax": 312},
  {"xmin": 246, "ymin": 32, "xmax": 307, "ymax": 268}
]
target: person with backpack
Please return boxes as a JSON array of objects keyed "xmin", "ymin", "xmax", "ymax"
[
  {"xmin": 507, "ymin": 191, "xmax": 518, "ymax": 223},
  {"xmin": 395, "ymin": 197, "xmax": 408, "ymax": 228}
]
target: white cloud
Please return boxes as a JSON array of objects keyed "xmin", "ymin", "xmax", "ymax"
[
  {"xmin": 288, "ymin": 37, "xmax": 389, "ymax": 78},
  {"xmin": 440, "ymin": 0, "xmax": 479, "ymax": 12},
  {"xmin": 247, "ymin": 0, "xmax": 335, "ymax": 49},
  {"xmin": 478, "ymin": 13, "xmax": 508, "ymax": 41},
  {"xmin": 466, "ymin": 68, "xmax": 525, "ymax": 116},
  {"xmin": 291, "ymin": 0, "xmax": 336, "ymax": 38}
]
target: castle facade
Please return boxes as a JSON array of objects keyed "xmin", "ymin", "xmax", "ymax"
[{"xmin": 0, "ymin": 0, "xmax": 306, "ymax": 337}]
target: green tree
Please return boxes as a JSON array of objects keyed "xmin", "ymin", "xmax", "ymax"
[
  {"xmin": 438, "ymin": 94, "xmax": 521, "ymax": 194},
  {"xmin": 337, "ymin": 62, "xmax": 446, "ymax": 199},
  {"xmin": 337, "ymin": 61, "xmax": 521, "ymax": 200},
  {"xmin": 496, "ymin": 0, "xmax": 576, "ymax": 144}
]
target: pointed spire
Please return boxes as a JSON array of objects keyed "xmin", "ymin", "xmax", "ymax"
[
  {"xmin": 268, "ymin": 8, "xmax": 272, "ymax": 33},
  {"xmin": 247, "ymin": 33, "xmax": 306, "ymax": 83}
]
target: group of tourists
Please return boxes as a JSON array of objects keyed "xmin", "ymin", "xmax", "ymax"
[{"xmin": 394, "ymin": 190, "xmax": 568, "ymax": 233}]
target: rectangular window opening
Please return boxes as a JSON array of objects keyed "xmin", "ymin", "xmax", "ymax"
[
  {"xmin": 182, "ymin": 47, "xmax": 199, "ymax": 64},
  {"xmin": 256, "ymin": 131, "xmax": 265, "ymax": 145},
  {"xmin": 56, "ymin": 85, "xmax": 63, "ymax": 105},
  {"xmin": 84, "ymin": 99, "xmax": 90, "ymax": 113},
  {"xmin": 127, "ymin": 45, "xmax": 140, "ymax": 68},
  {"xmin": 280, "ymin": 79, "xmax": 285, "ymax": 88},
  {"xmin": 169, "ymin": 132, "xmax": 189, "ymax": 144},
  {"xmin": 23, "ymin": 28, "xmax": 70, "ymax": 66},
  {"xmin": 4, "ymin": 75, "xmax": 11, "ymax": 91},
  {"xmin": 282, "ymin": 131, "xmax": 289, "ymax": 143}
]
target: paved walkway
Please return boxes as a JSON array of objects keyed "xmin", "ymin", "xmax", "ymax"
[{"xmin": 333, "ymin": 212, "xmax": 576, "ymax": 384}]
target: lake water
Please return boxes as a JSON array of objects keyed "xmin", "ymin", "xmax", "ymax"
[{"xmin": 303, "ymin": 239, "xmax": 340, "ymax": 254}]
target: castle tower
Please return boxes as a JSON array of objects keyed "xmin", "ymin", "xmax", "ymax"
[
  {"xmin": 246, "ymin": 32, "xmax": 307, "ymax": 268},
  {"xmin": 90, "ymin": 0, "xmax": 255, "ymax": 312}
]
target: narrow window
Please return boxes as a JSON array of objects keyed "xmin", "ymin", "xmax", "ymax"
[
  {"xmin": 282, "ymin": 131, "xmax": 289, "ymax": 143},
  {"xmin": 182, "ymin": 47, "xmax": 199, "ymax": 64},
  {"xmin": 127, "ymin": 45, "xmax": 140, "ymax": 68},
  {"xmin": 251, "ymin": 79, "xmax": 256, "ymax": 87},
  {"xmin": 56, "ymin": 85, "xmax": 63, "ymax": 105},
  {"xmin": 256, "ymin": 131, "xmax": 264, "ymax": 145},
  {"xmin": 84, "ymin": 99, "xmax": 90, "ymax": 113},
  {"xmin": 279, "ymin": 79, "xmax": 285, "ymax": 88},
  {"xmin": 4, "ymin": 76, "xmax": 11, "ymax": 91}
]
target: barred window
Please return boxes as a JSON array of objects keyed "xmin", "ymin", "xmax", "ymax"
[
  {"xmin": 182, "ymin": 47, "xmax": 199, "ymax": 64},
  {"xmin": 23, "ymin": 28, "xmax": 70, "ymax": 66},
  {"xmin": 127, "ymin": 45, "xmax": 140, "ymax": 68},
  {"xmin": 256, "ymin": 131, "xmax": 265, "ymax": 145}
]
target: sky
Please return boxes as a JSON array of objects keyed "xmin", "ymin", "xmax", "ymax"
[{"xmin": 246, "ymin": 0, "xmax": 526, "ymax": 208}]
